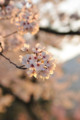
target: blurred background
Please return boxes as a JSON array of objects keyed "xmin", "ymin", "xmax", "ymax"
[{"xmin": 0, "ymin": 0, "xmax": 80, "ymax": 120}]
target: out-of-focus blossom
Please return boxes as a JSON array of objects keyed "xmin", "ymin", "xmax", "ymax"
[
  {"xmin": 21, "ymin": 44, "xmax": 30, "ymax": 52},
  {"xmin": 20, "ymin": 43, "xmax": 56, "ymax": 79},
  {"xmin": 74, "ymin": 106, "xmax": 80, "ymax": 120},
  {"xmin": 0, "ymin": 88, "xmax": 14, "ymax": 113},
  {"xmin": 12, "ymin": 0, "xmax": 39, "ymax": 35},
  {"xmin": 0, "ymin": 75, "xmax": 54, "ymax": 102},
  {"xmin": 0, "ymin": 0, "xmax": 5, "ymax": 5},
  {"xmin": 0, "ymin": 2, "xmax": 15, "ymax": 20},
  {"xmin": 6, "ymin": 35, "xmax": 25, "ymax": 51},
  {"xmin": 51, "ymin": 104, "xmax": 68, "ymax": 120}
]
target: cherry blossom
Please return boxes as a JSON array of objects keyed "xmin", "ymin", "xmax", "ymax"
[
  {"xmin": 21, "ymin": 44, "xmax": 30, "ymax": 52},
  {"xmin": 20, "ymin": 44, "xmax": 56, "ymax": 80},
  {"xmin": 12, "ymin": 0, "xmax": 39, "ymax": 35},
  {"xmin": 0, "ymin": 3, "xmax": 15, "ymax": 19}
]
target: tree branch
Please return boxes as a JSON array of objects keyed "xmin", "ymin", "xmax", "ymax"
[
  {"xmin": 3, "ymin": 31, "xmax": 18, "ymax": 38},
  {"xmin": 40, "ymin": 27, "xmax": 80, "ymax": 35},
  {"xmin": 0, "ymin": 53, "xmax": 27, "ymax": 70},
  {"xmin": 0, "ymin": 43, "xmax": 27, "ymax": 70}
]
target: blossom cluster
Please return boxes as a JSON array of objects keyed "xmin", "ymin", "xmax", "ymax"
[
  {"xmin": 0, "ymin": 2, "xmax": 14, "ymax": 19},
  {"xmin": 20, "ymin": 44, "xmax": 56, "ymax": 80},
  {"xmin": 0, "ymin": 0, "xmax": 39, "ymax": 35},
  {"xmin": 12, "ymin": 0, "xmax": 39, "ymax": 35}
]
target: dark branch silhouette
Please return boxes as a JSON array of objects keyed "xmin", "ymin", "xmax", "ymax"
[
  {"xmin": 40, "ymin": 27, "xmax": 80, "ymax": 35},
  {"xmin": 0, "ymin": 42, "xmax": 27, "ymax": 70}
]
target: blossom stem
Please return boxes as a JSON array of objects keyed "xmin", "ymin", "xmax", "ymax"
[{"xmin": 0, "ymin": 17, "xmax": 11, "ymax": 21}]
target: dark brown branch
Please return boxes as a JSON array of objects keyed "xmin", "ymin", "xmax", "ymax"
[
  {"xmin": 0, "ymin": 42, "xmax": 3, "ymax": 53},
  {"xmin": 40, "ymin": 27, "xmax": 80, "ymax": 35},
  {"xmin": 0, "ymin": 53, "xmax": 27, "ymax": 70},
  {"xmin": 0, "ymin": 43, "xmax": 27, "ymax": 70}
]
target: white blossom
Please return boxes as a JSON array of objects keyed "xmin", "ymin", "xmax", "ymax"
[
  {"xmin": 20, "ymin": 44, "xmax": 56, "ymax": 80},
  {"xmin": 12, "ymin": 0, "xmax": 39, "ymax": 35}
]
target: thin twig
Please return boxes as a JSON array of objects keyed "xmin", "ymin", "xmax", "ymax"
[
  {"xmin": 0, "ymin": 53, "xmax": 27, "ymax": 70},
  {"xmin": 3, "ymin": 31, "xmax": 18, "ymax": 38},
  {"xmin": 0, "ymin": 43, "xmax": 27, "ymax": 70},
  {"xmin": 0, "ymin": 17, "xmax": 12, "ymax": 21}
]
